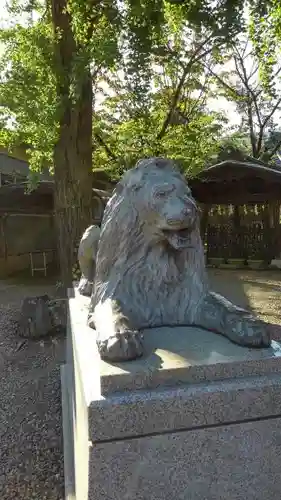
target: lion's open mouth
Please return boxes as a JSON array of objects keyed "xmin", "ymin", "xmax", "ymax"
[{"xmin": 162, "ymin": 227, "xmax": 192, "ymax": 250}]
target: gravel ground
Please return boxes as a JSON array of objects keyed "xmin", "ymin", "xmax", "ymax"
[
  {"xmin": 0, "ymin": 269, "xmax": 280, "ymax": 499},
  {"xmin": 0, "ymin": 279, "xmax": 65, "ymax": 500},
  {"xmin": 209, "ymin": 268, "xmax": 281, "ymax": 328}
]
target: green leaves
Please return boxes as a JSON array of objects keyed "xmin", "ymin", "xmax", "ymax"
[
  {"xmin": 0, "ymin": 13, "xmax": 57, "ymax": 171},
  {"xmin": 0, "ymin": 0, "xmax": 249, "ymax": 180},
  {"xmin": 93, "ymin": 85, "xmax": 225, "ymax": 178},
  {"xmin": 68, "ymin": 0, "xmax": 121, "ymax": 68},
  {"xmin": 249, "ymin": 1, "xmax": 281, "ymax": 94}
]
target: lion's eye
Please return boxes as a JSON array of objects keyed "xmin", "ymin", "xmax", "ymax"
[{"xmin": 156, "ymin": 190, "xmax": 168, "ymax": 198}]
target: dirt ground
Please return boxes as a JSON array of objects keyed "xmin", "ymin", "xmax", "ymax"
[
  {"xmin": 0, "ymin": 269, "xmax": 280, "ymax": 499},
  {"xmin": 209, "ymin": 268, "xmax": 281, "ymax": 327}
]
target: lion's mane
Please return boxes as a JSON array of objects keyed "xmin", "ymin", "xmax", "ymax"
[{"xmin": 89, "ymin": 158, "xmax": 209, "ymax": 329}]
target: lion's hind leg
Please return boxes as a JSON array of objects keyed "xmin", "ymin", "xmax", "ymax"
[
  {"xmin": 194, "ymin": 291, "xmax": 271, "ymax": 347},
  {"xmin": 88, "ymin": 298, "xmax": 144, "ymax": 362}
]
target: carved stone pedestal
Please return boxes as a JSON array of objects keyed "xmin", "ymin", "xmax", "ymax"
[{"xmin": 61, "ymin": 288, "xmax": 281, "ymax": 500}]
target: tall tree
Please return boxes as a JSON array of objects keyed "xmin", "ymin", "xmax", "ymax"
[
  {"xmin": 0, "ymin": 0, "xmax": 246, "ymax": 286},
  {"xmin": 51, "ymin": 0, "xmax": 93, "ymax": 288}
]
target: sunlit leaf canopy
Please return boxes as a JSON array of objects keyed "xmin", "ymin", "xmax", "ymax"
[{"xmin": 1, "ymin": 0, "xmax": 280, "ymax": 179}]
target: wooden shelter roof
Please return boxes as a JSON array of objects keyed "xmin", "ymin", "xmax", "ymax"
[{"xmin": 189, "ymin": 160, "xmax": 281, "ymax": 204}]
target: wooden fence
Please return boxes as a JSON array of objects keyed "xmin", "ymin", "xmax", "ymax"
[{"xmin": 202, "ymin": 203, "xmax": 281, "ymax": 263}]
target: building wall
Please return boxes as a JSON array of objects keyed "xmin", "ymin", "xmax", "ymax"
[
  {"xmin": 0, "ymin": 213, "xmax": 56, "ymax": 277},
  {"xmin": 0, "ymin": 194, "xmax": 108, "ymax": 277}
]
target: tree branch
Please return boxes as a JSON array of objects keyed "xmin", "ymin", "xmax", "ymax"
[
  {"xmin": 157, "ymin": 34, "xmax": 215, "ymax": 141},
  {"xmin": 265, "ymin": 138, "xmax": 281, "ymax": 162},
  {"xmin": 261, "ymin": 97, "xmax": 281, "ymax": 130},
  {"xmin": 232, "ymin": 55, "xmax": 260, "ymax": 157},
  {"xmin": 231, "ymin": 43, "xmax": 281, "ymax": 158},
  {"xmin": 234, "ymin": 54, "xmax": 262, "ymax": 128},
  {"xmin": 93, "ymin": 132, "xmax": 117, "ymax": 161},
  {"xmin": 246, "ymin": 97, "xmax": 257, "ymax": 157},
  {"xmin": 200, "ymin": 61, "xmax": 241, "ymax": 98},
  {"xmin": 181, "ymin": 71, "xmax": 211, "ymax": 122}
]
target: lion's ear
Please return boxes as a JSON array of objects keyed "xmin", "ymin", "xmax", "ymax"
[{"xmin": 120, "ymin": 169, "xmax": 145, "ymax": 192}]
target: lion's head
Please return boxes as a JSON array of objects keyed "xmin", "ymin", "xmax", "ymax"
[
  {"xmin": 103, "ymin": 157, "xmax": 200, "ymax": 250},
  {"xmin": 126, "ymin": 158, "xmax": 199, "ymax": 250},
  {"xmin": 91, "ymin": 157, "xmax": 207, "ymax": 327},
  {"xmin": 93, "ymin": 157, "xmax": 205, "ymax": 291}
]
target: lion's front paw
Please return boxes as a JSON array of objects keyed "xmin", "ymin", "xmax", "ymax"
[
  {"xmin": 226, "ymin": 313, "xmax": 271, "ymax": 348},
  {"xmin": 97, "ymin": 330, "xmax": 144, "ymax": 362}
]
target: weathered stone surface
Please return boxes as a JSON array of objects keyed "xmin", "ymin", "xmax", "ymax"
[
  {"xmin": 87, "ymin": 157, "xmax": 271, "ymax": 362},
  {"xmin": 48, "ymin": 298, "xmax": 67, "ymax": 332},
  {"xmin": 88, "ymin": 418, "xmax": 281, "ymax": 500},
  {"xmin": 78, "ymin": 225, "xmax": 100, "ymax": 297},
  {"xmin": 19, "ymin": 295, "xmax": 53, "ymax": 338}
]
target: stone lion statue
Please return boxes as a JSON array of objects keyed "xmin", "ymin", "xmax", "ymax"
[{"xmin": 85, "ymin": 157, "xmax": 271, "ymax": 362}]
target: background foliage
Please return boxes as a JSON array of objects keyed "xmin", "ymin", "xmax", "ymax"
[{"xmin": 0, "ymin": 0, "xmax": 272, "ymax": 181}]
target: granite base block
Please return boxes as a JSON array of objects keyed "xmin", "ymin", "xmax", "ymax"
[
  {"xmin": 62, "ymin": 288, "xmax": 281, "ymax": 500},
  {"xmin": 89, "ymin": 418, "xmax": 281, "ymax": 500}
]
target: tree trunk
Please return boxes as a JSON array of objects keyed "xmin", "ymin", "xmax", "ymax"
[
  {"xmin": 51, "ymin": 0, "xmax": 93, "ymax": 290},
  {"xmin": 54, "ymin": 73, "xmax": 93, "ymax": 289}
]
